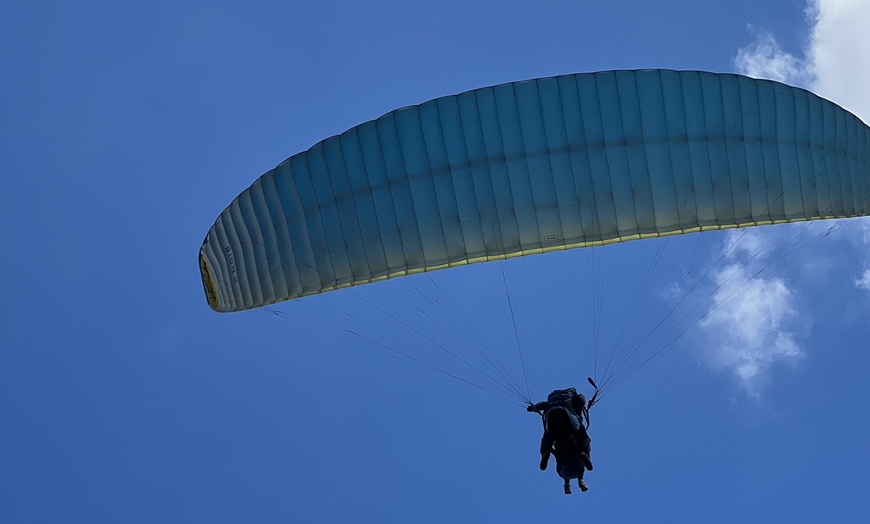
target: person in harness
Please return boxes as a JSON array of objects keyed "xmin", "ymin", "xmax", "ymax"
[{"xmin": 527, "ymin": 384, "xmax": 595, "ymax": 494}]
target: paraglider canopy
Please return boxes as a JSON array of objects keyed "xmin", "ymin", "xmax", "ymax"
[{"xmin": 200, "ymin": 69, "xmax": 870, "ymax": 313}]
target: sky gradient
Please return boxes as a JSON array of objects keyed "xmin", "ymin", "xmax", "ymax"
[{"xmin": 3, "ymin": 1, "xmax": 869, "ymax": 522}]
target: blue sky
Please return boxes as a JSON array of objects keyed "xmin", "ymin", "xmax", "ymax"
[{"xmin": 3, "ymin": 1, "xmax": 870, "ymax": 522}]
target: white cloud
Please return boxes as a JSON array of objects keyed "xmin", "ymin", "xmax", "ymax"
[
  {"xmin": 806, "ymin": 0, "xmax": 870, "ymax": 120},
  {"xmin": 725, "ymin": 229, "xmax": 766, "ymax": 261},
  {"xmin": 734, "ymin": 30, "xmax": 811, "ymax": 87},
  {"xmin": 707, "ymin": 0, "xmax": 870, "ymax": 397},
  {"xmin": 699, "ymin": 231, "xmax": 805, "ymax": 398},
  {"xmin": 857, "ymin": 221, "xmax": 870, "ymax": 292},
  {"xmin": 735, "ymin": 0, "xmax": 870, "ymax": 120}
]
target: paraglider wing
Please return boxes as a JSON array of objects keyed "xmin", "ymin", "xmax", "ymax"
[{"xmin": 200, "ymin": 69, "xmax": 870, "ymax": 312}]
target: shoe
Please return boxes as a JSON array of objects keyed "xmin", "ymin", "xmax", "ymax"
[
  {"xmin": 564, "ymin": 483, "xmax": 572, "ymax": 495},
  {"xmin": 578, "ymin": 479, "xmax": 588, "ymax": 492},
  {"xmin": 581, "ymin": 452, "xmax": 593, "ymax": 471}
]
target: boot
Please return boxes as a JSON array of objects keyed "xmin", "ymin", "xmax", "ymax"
[{"xmin": 578, "ymin": 479, "xmax": 588, "ymax": 492}]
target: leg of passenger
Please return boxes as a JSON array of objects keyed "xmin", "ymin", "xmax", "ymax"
[
  {"xmin": 539, "ymin": 432, "xmax": 554, "ymax": 470},
  {"xmin": 579, "ymin": 432, "xmax": 593, "ymax": 471}
]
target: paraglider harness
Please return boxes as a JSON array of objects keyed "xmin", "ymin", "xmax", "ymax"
[{"xmin": 530, "ymin": 377, "xmax": 599, "ymax": 432}]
